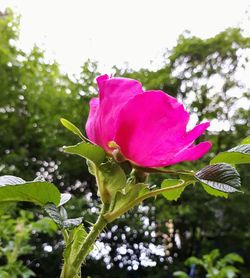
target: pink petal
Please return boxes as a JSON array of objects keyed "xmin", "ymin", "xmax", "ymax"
[
  {"xmin": 86, "ymin": 75, "xmax": 143, "ymax": 150},
  {"xmin": 170, "ymin": 141, "xmax": 212, "ymax": 165},
  {"xmin": 85, "ymin": 97, "xmax": 100, "ymax": 143},
  {"xmin": 114, "ymin": 90, "xmax": 210, "ymax": 167}
]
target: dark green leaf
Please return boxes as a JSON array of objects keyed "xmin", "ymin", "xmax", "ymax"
[
  {"xmin": 161, "ymin": 179, "xmax": 186, "ymax": 201},
  {"xmin": 45, "ymin": 204, "xmax": 82, "ymax": 229},
  {"xmin": 63, "ymin": 142, "xmax": 106, "ymax": 166},
  {"xmin": 0, "ymin": 176, "xmax": 61, "ymax": 206},
  {"xmin": 60, "ymin": 118, "xmax": 86, "ymax": 140},
  {"xmin": 63, "ymin": 218, "xmax": 83, "ymax": 229},
  {"xmin": 44, "ymin": 204, "xmax": 64, "ymax": 226},
  {"xmin": 195, "ymin": 163, "xmax": 241, "ymax": 194},
  {"xmin": 211, "ymin": 144, "xmax": 250, "ymax": 165}
]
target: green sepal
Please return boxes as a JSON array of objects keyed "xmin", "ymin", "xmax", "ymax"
[
  {"xmin": 60, "ymin": 118, "xmax": 86, "ymax": 141},
  {"xmin": 63, "ymin": 142, "xmax": 106, "ymax": 166}
]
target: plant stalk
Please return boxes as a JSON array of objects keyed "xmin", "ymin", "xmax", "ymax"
[
  {"xmin": 104, "ymin": 181, "xmax": 190, "ymax": 222},
  {"xmin": 71, "ymin": 204, "xmax": 108, "ymax": 278}
]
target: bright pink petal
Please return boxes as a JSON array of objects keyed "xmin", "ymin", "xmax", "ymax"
[
  {"xmin": 185, "ymin": 122, "xmax": 210, "ymax": 143},
  {"xmin": 85, "ymin": 97, "xmax": 99, "ymax": 143},
  {"xmin": 114, "ymin": 91, "xmax": 210, "ymax": 167},
  {"xmin": 170, "ymin": 142, "xmax": 212, "ymax": 164},
  {"xmin": 86, "ymin": 75, "xmax": 143, "ymax": 150}
]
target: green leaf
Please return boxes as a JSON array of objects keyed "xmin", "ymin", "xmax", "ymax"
[
  {"xmin": 185, "ymin": 256, "xmax": 204, "ymax": 267},
  {"xmin": 63, "ymin": 225, "xmax": 88, "ymax": 266},
  {"xmin": 97, "ymin": 160, "xmax": 127, "ymax": 201},
  {"xmin": 221, "ymin": 253, "xmax": 244, "ymax": 264},
  {"xmin": 241, "ymin": 135, "xmax": 250, "ymax": 144},
  {"xmin": 31, "ymin": 217, "xmax": 58, "ymax": 235},
  {"xmin": 63, "ymin": 142, "xmax": 106, "ymax": 166},
  {"xmin": 161, "ymin": 179, "xmax": 187, "ymax": 201},
  {"xmin": 60, "ymin": 118, "xmax": 86, "ymax": 140},
  {"xmin": 195, "ymin": 164, "xmax": 241, "ymax": 196},
  {"xmin": 44, "ymin": 203, "xmax": 83, "ymax": 229},
  {"xmin": 211, "ymin": 144, "xmax": 250, "ymax": 165},
  {"xmin": 44, "ymin": 204, "xmax": 64, "ymax": 226},
  {"xmin": 110, "ymin": 183, "xmax": 147, "ymax": 213},
  {"xmin": 202, "ymin": 184, "xmax": 228, "ymax": 198},
  {"xmin": 63, "ymin": 218, "xmax": 83, "ymax": 229},
  {"xmin": 0, "ymin": 175, "xmax": 61, "ymax": 206},
  {"xmin": 173, "ymin": 271, "xmax": 189, "ymax": 278}
]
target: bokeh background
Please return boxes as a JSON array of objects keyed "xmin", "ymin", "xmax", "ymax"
[{"xmin": 0, "ymin": 1, "xmax": 250, "ymax": 277}]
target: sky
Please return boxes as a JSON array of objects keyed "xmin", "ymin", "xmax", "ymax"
[{"xmin": 1, "ymin": 0, "xmax": 250, "ymax": 75}]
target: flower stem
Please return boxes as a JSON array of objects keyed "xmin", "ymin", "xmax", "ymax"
[
  {"xmin": 104, "ymin": 181, "xmax": 190, "ymax": 222},
  {"xmin": 71, "ymin": 204, "xmax": 109, "ymax": 275}
]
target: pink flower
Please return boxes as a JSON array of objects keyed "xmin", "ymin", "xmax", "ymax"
[{"xmin": 86, "ymin": 74, "xmax": 211, "ymax": 168}]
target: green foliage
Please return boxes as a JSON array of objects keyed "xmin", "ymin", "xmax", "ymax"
[
  {"xmin": 174, "ymin": 249, "xmax": 244, "ymax": 278},
  {"xmin": 0, "ymin": 209, "xmax": 57, "ymax": 278}
]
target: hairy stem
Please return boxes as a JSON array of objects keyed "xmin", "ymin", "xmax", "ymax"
[{"xmin": 72, "ymin": 204, "xmax": 109, "ymax": 276}]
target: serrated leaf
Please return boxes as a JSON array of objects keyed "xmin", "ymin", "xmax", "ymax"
[
  {"xmin": 202, "ymin": 184, "xmax": 228, "ymax": 198},
  {"xmin": 44, "ymin": 204, "xmax": 64, "ymax": 226},
  {"xmin": 196, "ymin": 163, "xmax": 241, "ymax": 194},
  {"xmin": 45, "ymin": 204, "xmax": 82, "ymax": 229},
  {"xmin": 63, "ymin": 142, "xmax": 106, "ymax": 166},
  {"xmin": 161, "ymin": 179, "xmax": 187, "ymax": 201},
  {"xmin": 59, "ymin": 193, "xmax": 71, "ymax": 206},
  {"xmin": 241, "ymin": 135, "xmax": 250, "ymax": 144},
  {"xmin": 211, "ymin": 144, "xmax": 250, "ymax": 165},
  {"xmin": 63, "ymin": 218, "xmax": 83, "ymax": 229},
  {"xmin": 0, "ymin": 176, "xmax": 60, "ymax": 206},
  {"xmin": 60, "ymin": 118, "xmax": 85, "ymax": 140}
]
